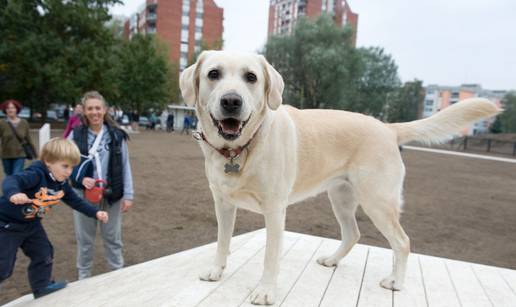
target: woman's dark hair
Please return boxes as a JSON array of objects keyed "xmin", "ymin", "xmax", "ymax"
[{"xmin": 0, "ymin": 99, "xmax": 22, "ymax": 113}]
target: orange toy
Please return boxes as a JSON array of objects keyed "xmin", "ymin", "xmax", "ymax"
[{"xmin": 23, "ymin": 188, "xmax": 65, "ymax": 219}]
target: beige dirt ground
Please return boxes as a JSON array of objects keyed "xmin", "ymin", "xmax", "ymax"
[{"xmin": 1, "ymin": 130, "xmax": 515, "ymax": 304}]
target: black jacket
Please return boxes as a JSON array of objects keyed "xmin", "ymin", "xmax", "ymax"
[
  {"xmin": 71, "ymin": 124, "xmax": 128, "ymax": 204},
  {"xmin": 0, "ymin": 161, "xmax": 99, "ymax": 223}
]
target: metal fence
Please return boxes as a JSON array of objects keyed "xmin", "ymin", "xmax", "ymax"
[{"xmin": 440, "ymin": 136, "xmax": 516, "ymax": 156}]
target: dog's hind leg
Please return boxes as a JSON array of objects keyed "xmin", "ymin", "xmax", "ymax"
[
  {"xmin": 317, "ymin": 182, "xmax": 360, "ymax": 267},
  {"xmin": 199, "ymin": 201, "xmax": 237, "ymax": 282},
  {"xmin": 360, "ymin": 194, "xmax": 410, "ymax": 291}
]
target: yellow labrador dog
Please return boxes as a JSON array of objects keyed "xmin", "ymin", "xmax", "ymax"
[{"xmin": 180, "ymin": 50, "xmax": 500, "ymax": 305}]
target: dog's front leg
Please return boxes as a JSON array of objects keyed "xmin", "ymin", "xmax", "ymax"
[
  {"xmin": 250, "ymin": 209, "xmax": 286, "ymax": 305},
  {"xmin": 200, "ymin": 200, "xmax": 236, "ymax": 282}
]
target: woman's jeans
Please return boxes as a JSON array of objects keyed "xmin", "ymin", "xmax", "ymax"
[{"xmin": 2, "ymin": 158, "xmax": 25, "ymax": 176}]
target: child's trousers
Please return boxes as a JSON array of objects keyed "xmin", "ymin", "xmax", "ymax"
[{"xmin": 0, "ymin": 219, "xmax": 54, "ymax": 292}]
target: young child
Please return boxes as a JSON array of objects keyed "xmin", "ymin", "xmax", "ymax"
[{"xmin": 0, "ymin": 138, "xmax": 108, "ymax": 299}]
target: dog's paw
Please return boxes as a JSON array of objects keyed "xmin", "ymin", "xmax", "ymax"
[
  {"xmin": 199, "ymin": 265, "xmax": 224, "ymax": 281},
  {"xmin": 316, "ymin": 255, "xmax": 339, "ymax": 267},
  {"xmin": 380, "ymin": 275, "xmax": 403, "ymax": 291},
  {"xmin": 250, "ymin": 283, "xmax": 276, "ymax": 305}
]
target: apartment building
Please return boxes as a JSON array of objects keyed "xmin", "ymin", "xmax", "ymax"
[
  {"xmin": 423, "ymin": 84, "xmax": 506, "ymax": 135},
  {"xmin": 124, "ymin": 0, "xmax": 223, "ymax": 70},
  {"xmin": 268, "ymin": 0, "xmax": 358, "ymax": 46}
]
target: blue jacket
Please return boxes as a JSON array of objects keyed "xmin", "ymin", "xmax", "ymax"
[{"xmin": 0, "ymin": 160, "xmax": 99, "ymax": 223}]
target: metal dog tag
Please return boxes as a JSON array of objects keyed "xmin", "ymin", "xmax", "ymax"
[{"xmin": 224, "ymin": 161, "xmax": 240, "ymax": 173}]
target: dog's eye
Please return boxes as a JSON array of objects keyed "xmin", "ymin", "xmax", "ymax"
[
  {"xmin": 208, "ymin": 69, "xmax": 220, "ymax": 80},
  {"xmin": 245, "ymin": 72, "xmax": 257, "ymax": 83}
]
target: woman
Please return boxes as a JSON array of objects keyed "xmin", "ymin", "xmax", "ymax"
[
  {"xmin": 69, "ymin": 91, "xmax": 134, "ymax": 280},
  {"xmin": 63, "ymin": 103, "xmax": 83, "ymax": 138},
  {"xmin": 0, "ymin": 99, "xmax": 35, "ymax": 175}
]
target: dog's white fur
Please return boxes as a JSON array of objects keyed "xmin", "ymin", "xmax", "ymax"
[{"xmin": 180, "ymin": 50, "xmax": 500, "ymax": 305}]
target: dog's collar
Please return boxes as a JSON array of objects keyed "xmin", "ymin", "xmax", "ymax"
[{"xmin": 192, "ymin": 129, "xmax": 256, "ymax": 160}]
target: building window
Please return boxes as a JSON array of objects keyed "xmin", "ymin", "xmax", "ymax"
[
  {"xmin": 196, "ymin": 0, "xmax": 203, "ymax": 13},
  {"xmin": 181, "ymin": 43, "xmax": 188, "ymax": 52},
  {"xmin": 195, "ymin": 31, "xmax": 202, "ymax": 40},
  {"xmin": 195, "ymin": 18, "xmax": 203, "ymax": 27},
  {"xmin": 180, "ymin": 56, "xmax": 188, "ymax": 69},
  {"xmin": 182, "ymin": 16, "xmax": 189, "ymax": 25},
  {"xmin": 181, "ymin": 30, "xmax": 189, "ymax": 42},
  {"xmin": 425, "ymin": 100, "xmax": 433, "ymax": 106},
  {"xmin": 182, "ymin": 24, "xmax": 189, "ymax": 30}
]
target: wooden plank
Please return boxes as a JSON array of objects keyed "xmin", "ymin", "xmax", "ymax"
[
  {"xmin": 393, "ymin": 254, "xmax": 427, "ymax": 307},
  {"xmin": 160, "ymin": 230, "xmax": 284, "ymax": 306},
  {"xmin": 419, "ymin": 255, "xmax": 461, "ymax": 307},
  {"xmin": 4, "ymin": 231, "xmax": 516, "ymax": 307},
  {"xmin": 278, "ymin": 239, "xmax": 336, "ymax": 307},
  {"xmin": 356, "ymin": 246, "xmax": 393, "ymax": 307},
  {"xmin": 241, "ymin": 235, "xmax": 323, "ymax": 307},
  {"xmin": 2, "ymin": 230, "xmax": 259, "ymax": 307},
  {"xmin": 444, "ymin": 259, "xmax": 492, "ymax": 307},
  {"xmin": 319, "ymin": 243, "xmax": 369, "ymax": 307},
  {"xmin": 194, "ymin": 232, "xmax": 303, "ymax": 307},
  {"xmin": 473, "ymin": 264, "xmax": 516, "ymax": 307},
  {"xmin": 499, "ymin": 267, "xmax": 516, "ymax": 295}
]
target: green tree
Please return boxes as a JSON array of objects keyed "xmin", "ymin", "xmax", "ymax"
[
  {"xmin": 265, "ymin": 15, "xmax": 358, "ymax": 110},
  {"xmin": 117, "ymin": 34, "xmax": 172, "ymax": 113},
  {"xmin": 384, "ymin": 80, "xmax": 425, "ymax": 122},
  {"xmin": 498, "ymin": 92, "xmax": 516, "ymax": 132},
  {"xmin": 352, "ymin": 47, "xmax": 401, "ymax": 117},
  {"xmin": 264, "ymin": 15, "xmax": 400, "ymax": 116},
  {"xmin": 0, "ymin": 0, "xmax": 121, "ymax": 118},
  {"xmin": 489, "ymin": 116, "xmax": 503, "ymax": 133}
]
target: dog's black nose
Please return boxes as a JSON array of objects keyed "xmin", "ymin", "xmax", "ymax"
[{"xmin": 220, "ymin": 93, "xmax": 242, "ymax": 114}]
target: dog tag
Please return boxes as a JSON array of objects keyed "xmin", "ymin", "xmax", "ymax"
[{"xmin": 224, "ymin": 161, "xmax": 240, "ymax": 173}]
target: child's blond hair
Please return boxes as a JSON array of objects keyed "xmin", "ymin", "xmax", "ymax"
[{"xmin": 39, "ymin": 138, "xmax": 81, "ymax": 165}]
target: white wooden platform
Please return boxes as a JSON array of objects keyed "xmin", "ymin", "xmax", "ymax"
[{"xmin": 3, "ymin": 229, "xmax": 516, "ymax": 307}]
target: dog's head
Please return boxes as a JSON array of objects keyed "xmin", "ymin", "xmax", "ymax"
[{"xmin": 180, "ymin": 51, "xmax": 284, "ymax": 143}]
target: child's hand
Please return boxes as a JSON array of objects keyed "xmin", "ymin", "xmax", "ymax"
[
  {"xmin": 10, "ymin": 193, "xmax": 31, "ymax": 205},
  {"xmin": 96, "ymin": 211, "xmax": 109, "ymax": 223}
]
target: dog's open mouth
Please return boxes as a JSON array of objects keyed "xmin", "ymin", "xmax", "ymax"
[{"xmin": 211, "ymin": 114, "xmax": 250, "ymax": 141}]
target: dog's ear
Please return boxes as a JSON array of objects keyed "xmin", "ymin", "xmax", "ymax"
[
  {"xmin": 180, "ymin": 51, "xmax": 208, "ymax": 107},
  {"xmin": 260, "ymin": 55, "xmax": 284, "ymax": 110}
]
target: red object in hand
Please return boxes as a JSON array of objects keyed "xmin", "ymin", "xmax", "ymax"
[{"xmin": 85, "ymin": 179, "xmax": 107, "ymax": 204}]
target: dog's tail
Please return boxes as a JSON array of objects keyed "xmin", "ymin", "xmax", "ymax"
[{"xmin": 388, "ymin": 98, "xmax": 501, "ymax": 145}]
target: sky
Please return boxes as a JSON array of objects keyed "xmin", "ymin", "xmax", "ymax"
[{"xmin": 110, "ymin": 0, "xmax": 516, "ymax": 90}]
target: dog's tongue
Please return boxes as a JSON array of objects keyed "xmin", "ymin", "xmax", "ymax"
[{"xmin": 220, "ymin": 119, "xmax": 241, "ymax": 134}]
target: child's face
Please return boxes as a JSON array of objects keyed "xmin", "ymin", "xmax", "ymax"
[{"xmin": 46, "ymin": 160, "xmax": 75, "ymax": 182}]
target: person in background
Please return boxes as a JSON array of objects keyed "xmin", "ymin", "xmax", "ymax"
[
  {"xmin": 166, "ymin": 112, "xmax": 175, "ymax": 132},
  {"xmin": 181, "ymin": 113, "xmax": 191, "ymax": 135},
  {"xmin": 130, "ymin": 110, "xmax": 139, "ymax": 132},
  {"xmin": 160, "ymin": 110, "xmax": 169, "ymax": 132},
  {"xmin": 0, "ymin": 100, "xmax": 36, "ymax": 175},
  {"xmin": 63, "ymin": 103, "xmax": 83, "ymax": 138},
  {"xmin": 69, "ymin": 91, "xmax": 134, "ymax": 280},
  {"xmin": 149, "ymin": 112, "xmax": 157, "ymax": 130}
]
